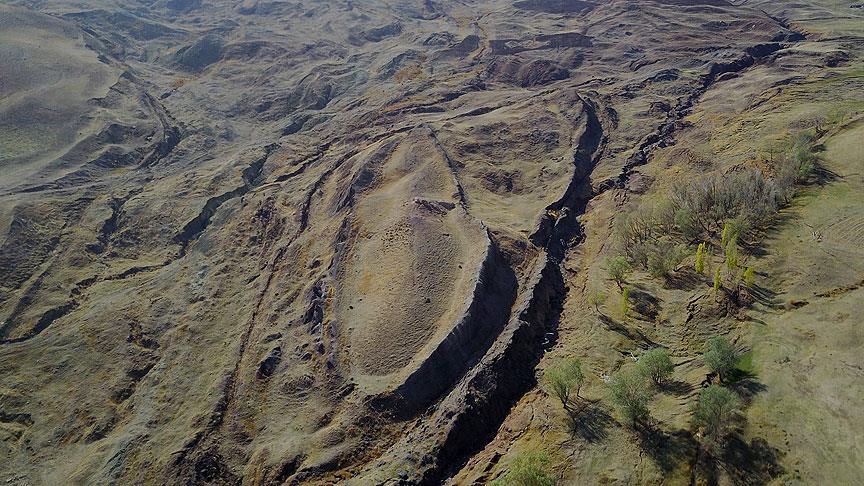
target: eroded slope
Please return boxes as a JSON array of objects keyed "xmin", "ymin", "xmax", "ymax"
[{"xmin": 1, "ymin": 0, "xmax": 858, "ymax": 485}]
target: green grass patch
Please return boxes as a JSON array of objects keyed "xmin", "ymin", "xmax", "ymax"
[{"xmin": 735, "ymin": 351, "xmax": 754, "ymax": 375}]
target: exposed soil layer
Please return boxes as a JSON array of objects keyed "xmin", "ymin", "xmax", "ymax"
[{"xmin": 1, "ymin": 0, "xmax": 861, "ymax": 484}]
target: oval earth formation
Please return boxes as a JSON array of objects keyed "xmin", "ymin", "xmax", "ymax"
[{"xmin": 0, "ymin": 0, "xmax": 863, "ymax": 485}]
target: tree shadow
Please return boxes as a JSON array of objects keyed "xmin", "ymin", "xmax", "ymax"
[
  {"xmin": 744, "ymin": 283, "xmax": 779, "ymax": 308},
  {"xmin": 629, "ymin": 288, "xmax": 662, "ymax": 320},
  {"xmin": 599, "ymin": 314, "xmax": 658, "ymax": 348},
  {"xmin": 811, "ymin": 164, "xmax": 841, "ymax": 186},
  {"xmin": 746, "ymin": 210, "xmax": 797, "ymax": 257},
  {"xmin": 637, "ymin": 422, "xmax": 698, "ymax": 472},
  {"xmin": 727, "ymin": 378, "xmax": 767, "ymax": 405},
  {"xmin": 721, "ymin": 434, "xmax": 786, "ymax": 485},
  {"xmin": 566, "ymin": 403, "xmax": 614, "ymax": 444},
  {"xmin": 664, "ymin": 269, "xmax": 705, "ymax": 291},
  {"xmin": 661, "ymin": 379, "xmax": 694, "ymax": 396}
]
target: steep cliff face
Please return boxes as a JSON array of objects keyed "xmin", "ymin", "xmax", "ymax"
[{"xmin": 0, "ymin": 1, "xmax": 861, "ymax": 484}]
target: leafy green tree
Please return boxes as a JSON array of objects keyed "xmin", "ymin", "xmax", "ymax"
[
  {"xmin": 588, "ymin": 289, "xmax": 607, "ymax": 313},
  {"xmin": 692, "ymin": 385, "xmax": 740, "ymax": 451},
  {"xmin": 491, "ymin": 451, "xmax": 556, "ymax": 486},
  {"xmin": 608, "ymin": 364, "xmax": 653, "ymax": 427},
  {"xmin": 638, "ymin": 348, "xmax": 674, "ymax": 386},
  {"xmin": 695, "ymin": 242, "xmax": 706, "ymax": 274},
  {"xmin": 725, "ymin": 235, "xmax": 738, "ymax": 272},
  {"xmin": 544, "ymin": 357, "xmax": 585, "ymax": 411},
  {"xmin": 713, "ymin": 266, "xmax": 722, "ymax": 291},
  {"xmin": 606, "ymin": 256, "xmax": 632, "ymax": 291},
  {"xmin": 703, "ymin": 336, "xmax": 739, "ymax": 382},
  {"xmin": 721, "ymin": 221, "xmax": 732, "ymax": 249}
]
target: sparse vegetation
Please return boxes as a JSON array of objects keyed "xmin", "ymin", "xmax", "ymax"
[
  {"xmin": 544, "ymin": 357, "xmax": 585, "ymax": 412},
  {"xmin": 608, "ymin": 364, "xmax": 653, "ymax": 427},
  {"xmin": 670, "ymin": 170, "xmax": 780, "ymax": 245},
  {"xmin": 725, "ymin": 234, "xmax": 738, "ymax": 273},
  {"xmin": 713, "ymin": 267, "xmax": 722, "ymax": 292},
  {"xmin": 721, "ymin": 221, "xmax": 732, "ymax": 249},
  {"xmin": 703, "ymin": 336, "xmax": 739, "ymax": 382},
  {"xmin": 691, "ymin": 385, "xmax": 740, "ymax": 452},
  {"xmin": 606, "ymin": 256, "xmax": 632, "ymax": 291},
  {"xmin": 610, "ymin": 129, "xmax": 823, "ymax": 289},
  {"xmin": 621, "ymin": 287, "xmax": 631, "ymax": 318},
  {"xmin": 646, "ymin": 241, "xmax": 687, "ymax": 278},
  {"xmin": 637, "ymin": 347, "xmax": 674, "ymax": 387},
  {"xmin": 695, "ymin": 242, "xmax": 706, "ymax": 274},
  {"xmin": 588, "ymin": 289, "xmax": 607, "ymax": 313},
  {"xmin": 743, "ymin": 266, "xmax": 755, "ymax": 287},
  {"xmin": 491, "ymin": 451, "xmax": 556, "ymax": 486}
]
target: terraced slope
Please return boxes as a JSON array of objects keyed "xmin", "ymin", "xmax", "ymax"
[{"xmin": 0, "ymin": 0, "xmax": 861, "ymax": 484}]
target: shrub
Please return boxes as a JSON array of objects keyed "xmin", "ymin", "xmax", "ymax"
[
  {"xmin": 606, "ymin": 256, "xmax": 632, "ymax": 291},
  {"xmin": 713, "ymin": 267, "xmax": 721, "ymax": 291},
  {"xmin": 743, "ymin": 266, "xmax": 755, "ymax": 287},
  {"xmin": 691, "ymin": 385, "xmax": 740, "ymax": 451},
  {"xmin": 646, "ymin": 240, "xmax": 688, "ymax": 278},
  {"xmin": 608, "ymin": 364, "xmax": 653, "ymax": 427},
  {"xmin": 621, "ymin": 287, "xmax": 631, "ymax": 318},
  {"xmin": 670, "ymin": 170, "xmax": 780, "ymax": 243},
  {"xmin": 785, "ymin": 129, "xmax": 820, "ymax": 179},
  {"xmin": 544, "ymin": 357, "xmax": 585, "ymax": 411},
  {"xmin": 721, "ymin": 221, "xmax": 732, "ymax": 249},
  {"xmin": 725, "ymin": 235, "xmax": 738, "ymax": 273},
  {"xmin": 638, "ymin": 348, "xmax": 675, "ymax": 386},
  {"xmin": 695, "ymin": 242, "xmax": 706, "ymax": 274},
  {"xmin": 674, "ymin": 207, "xmax": 702, "ymax": 242},
  {"xmin": 588, "ymin": 289, "xmax": 607, "ymax": 313},
  {"xmin": 703, "ymin": 336, "xmax": 739, "ymax": 382},
  {"xmin": 491, "ymin": 451, "xmax": 556, "ymax": 486},
  {"xmin": 615, "ymin": 206, "xmax": 662, "ymax": 268}
]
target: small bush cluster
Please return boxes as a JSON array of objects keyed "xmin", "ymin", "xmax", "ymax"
[
  {"xmin": 670, "ymin": 169, "xmax": 781, "ymax": 244},
  {"xmin": 690, "ymin": 336, "xmax": 745, "ymax": 454},
  {"xmin": 691, "ymin": 385, "xmax": 740, "ymax": 452},
  {"xmin": 544, "ymin": 357, "xmax": 585, "ymax": 412},
  {"xmin": 491, "ymin": 451, "xmax": 556, "ymax": 486},
  {"xmin": 638, "ymin": 347, "xmax": 674, "ymax": 386},
  {"xmin": 608, "ymin": 364, "xmax": 654, "ymax": 427},
  {"xmin": 703, "ymin": 336, "xmax": 739, "ymax": 382},
  {"xmin": 606, "ymin": 347, "xmax": 675, "ymax": 427},
  {"xmin": 606, "ymin": 126, "xmax": 822, "ymax": 290}
]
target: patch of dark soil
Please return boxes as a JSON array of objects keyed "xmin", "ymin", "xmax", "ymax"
[
  {"xmin": 87, "ymin": 196, "xmax": 127, "ymax": 254},
  {"xmin": 173, "ymin": 34, "xmax": 225, "ymax": 72},
  {"xmin": 0, "ymin": 207, "xmax": 63, "ymax": 291},
  {"xmin": 256, "ymin": 347, "xmax": 282, "ymax": 379},
  {"xmin": 599, "ymin": 313, "xmax": 659, "ymax": 348},
  {"xmin": 194, "ymin": 448, "xmax": 239, "ymax": 485},
  {"xmin": 0, "ymin": 300, "xmax": 78, "ymax": 344},
  {"xmin": 665, "ymin": 269, "xmax": 705, "ymax": 291},
  {"xmin": 485, "ymin": 57, "xmax": 569, "ymax": 87},
  {"xmin": 480, "ymin": 169, "xmax": 523, "ymax": 194},
  {"xmin": 489, "ymin": 32, "xmax": 591, "ymax": 56},
  {"xmin": 159, "ymin": 0, "xmax": 202, "ymax": 13},
  {"xmin": 173, "ymin": 145, "xmax": 277, "ymax": 254},
  {"xmin": 378, "ymin": 50, "xmax": 422, "ymax": 78},
  {"xmin": 437, "ymin": 35, "xmax": 480, "ymax": 59},
  {"xmin": 629, "ymin": 287, "xmax": 662, "ymax": 321}
]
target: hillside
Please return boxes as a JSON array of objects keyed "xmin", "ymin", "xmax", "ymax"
[{"xmin": 1, "ymin": 1, "xmax": 862, "ymax": 484}]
